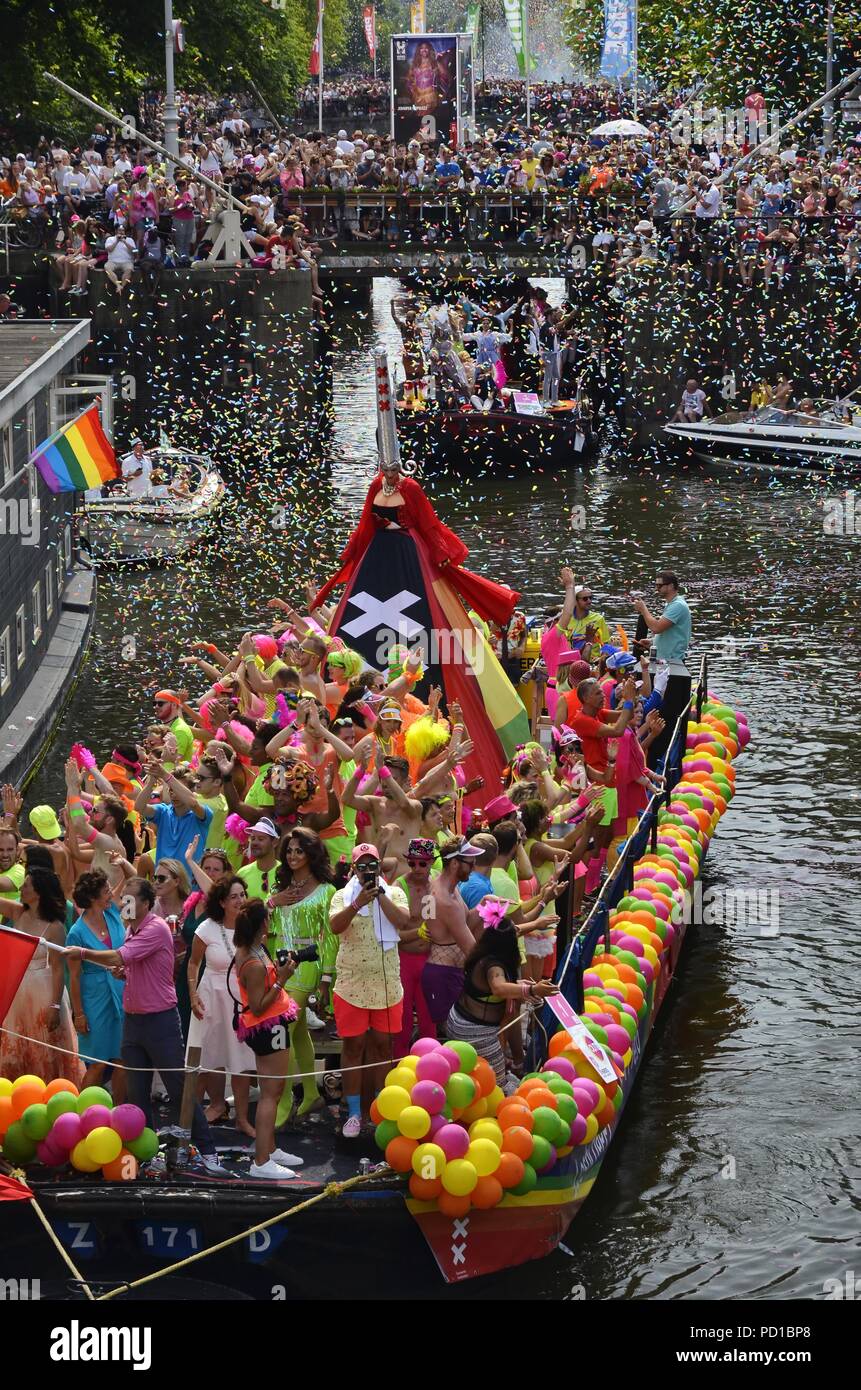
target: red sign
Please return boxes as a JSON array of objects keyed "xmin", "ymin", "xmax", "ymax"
[
  {"xmin": 363, "ymin": 5, "xmax": 376, "ymax": 61},
  {"xmin": 309, "ymin": 0, "xmax": 323, "ymax": 76}
]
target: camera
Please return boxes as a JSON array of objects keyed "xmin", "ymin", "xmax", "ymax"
[
  {"xmin": 358, "ymin": 866, "xmax": 379, "ymax": 892},
  {"xmin": 276, "ymin": 944, "xmax": 319, "ymax": 968}
]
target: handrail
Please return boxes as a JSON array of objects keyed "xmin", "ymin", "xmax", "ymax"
[{"xmin": 556, "ymin": 653, "xmax": 708, "ymax": 1009}]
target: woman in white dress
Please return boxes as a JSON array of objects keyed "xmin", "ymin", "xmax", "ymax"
[{"xmin": 186, "ymin": 875, "xmax": 256, "ymax": 1137}]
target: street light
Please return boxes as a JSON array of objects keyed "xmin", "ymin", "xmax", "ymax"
[
  {"xmin": 824, "ymin": 0, "xmax": 835, "ymax": 149},
  {"xmin": 163, "ymin": 0, "xmax": 179, "ymax": 171}
]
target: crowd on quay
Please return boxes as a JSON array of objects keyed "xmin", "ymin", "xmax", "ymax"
[
  {"xmin": 0, "ymin": 551, "xmax": 692, "ymax": 1180},
  {"xmin": 3, "ymin": 81, "xmax": 860, "ymax": 305}
]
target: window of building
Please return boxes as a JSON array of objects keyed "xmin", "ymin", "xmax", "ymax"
[
  {"xmin": 45, "ymin": 562, "xmax": 54, "ymax": 620},
  {"xmin": 32, "ymin": 581, "xmax": 42, "ymax": 643},
  {"xmin": 0, "ymin": 627, "xmax": 9, "ymax": 695},
  {"xmin": 27, "ymin": 460, "xmax": 39, "ymax": 510},
  {"xmin": 26, "ymin": 402, "xmax": 37, "ymax": 457},
  {"xmin": 1, "ymin": 425, "xmax": 13, "ymax": 488},
  {"xmin": 15, "ymin": 606, "xmax": 26, "ymax": 668},
  {"xmin": 64, "ymin": 523, "xmax": 73, "ymax": 570},
  {"xmin": 56, "ymin": 545, "xmax": 65, "ymax": 603}
]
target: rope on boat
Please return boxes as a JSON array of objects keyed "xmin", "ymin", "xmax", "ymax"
[
  {"xmin": 95, "ymin": 1165, "xmax": 390, "ymax": 1301},
  {"xmin": 3, "ymin": 1165, "xmax": 97, "ymax": 1301}
]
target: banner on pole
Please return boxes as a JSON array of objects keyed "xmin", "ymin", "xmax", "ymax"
[
  {"xmin": 391, "ymin": 33, "xmax": 457, "ymax": 143},
  {"xmin": 466, "ymin": 1, "xmax": 481, "ymax": 47},
  {"xmin": 501, "ymin": 0, "xmax": 527, "ymax": 77},
  {"xmin": 599, "ymin": 0, "xmax": 635, "ymax": 82},
  {"xmin": 363, "ymin": 5, "xmax": 376, "ymax": 60},
  {"xmin": 309, "ymin": 0, "xmax": 323, "ymax": 76},
  {"xmin": 410, "ymin": 0, "xmax": 426, "ymax": 34}
]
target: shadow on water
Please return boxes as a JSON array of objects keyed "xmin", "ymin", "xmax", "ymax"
[{"xmin": 25, "ymin": 279, "xmax": 861, "ymax": 1299}]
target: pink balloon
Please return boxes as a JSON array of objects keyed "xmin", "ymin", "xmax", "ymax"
[
  {"xmin": 582, "ymin": 971, "xmax": 603, "ymax": 989},
  {"xmin": 604, "ymin": 987, "xmax": 626, "ymax": 1003},
  {"xmin": 620, "ymin": 1002, "xmax": 638, "ymax": 1021},
  {"xmin": 410, "ymin": 1079, "xmax": 446, "ymax": 1115},
  {"xmin": 536, "ymin": 1145, "xmax": 557, "ymax": 1175},
  {"xmin": 415, "ymin": 1053, "xmax": 451, "ymax": 1087},
  {"xmin": 110, "ymin": 1104, "xmax": 146, "ymax": 1142},
  {"xmin": 51, "ymin": 1111, "xmax": 83, "ymax": 1150},
  {"xmin": 409, "ymin": 1037, "xmax": 439, "ymax": 1057},
  {"xmin": 427, "ymin": 1113, "xmax": 448, "ymax": 1138},
  {"xmin": 435, "ymin": 1123, "xmax": 470, "ymax": 1160},
  {"xmin": 80, "ymin": 1104, "xmax": 113, "ymax": 1137},
  {"xmin": 605, "ymin": 1024, "xmax": 631, "ymax": 1055},
  {"xmin": 638, "ymin": 958, "xmax": 655, "ymax": 984},
  {"xmin": 571, "ymin": 1084, "xmax": 598, "ymax": 1115},
  {"xmin": 36, "ymin": 1138, "xmax": 67, "ymax": 1166},
  {"xmin": 542, "ymin": 1057, "xmax": 576, "ymax": 1083},
  {"xmin": 568, "ymin": 1113, "xmax": 588, "ymax": 1144},
  {"xmin": 434, "ymin": 1046, "xmax": 460, "ymax": 1075},
  {"xmin": 618, "ymin": 935, "xmax": 645, "ymax": 957}
]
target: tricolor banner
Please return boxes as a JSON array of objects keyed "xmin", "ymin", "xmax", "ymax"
[
  {"xmin": 309, "ymin": 0, "xmax": 324, "ymax": 75},
  {"xmin": 502, "ymin": 0, "xmax": 527, "ymax": 77},
  {"xmin": 362, "ymin": 4, "xmax": 376, "ymax": 60},
  {"xmin": 599, "ymin": 0, "xmax": 635, "ymax": 81},
  {"xmin": 409, "ymin": 0, "xmax": 426, "ymax": 34}
]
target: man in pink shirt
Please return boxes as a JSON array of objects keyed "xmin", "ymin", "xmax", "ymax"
[{"xmin": 66, "ymin": 877, "xmax": 225, "ymax": 1172}]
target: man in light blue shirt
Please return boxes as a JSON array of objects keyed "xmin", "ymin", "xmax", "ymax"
[{"xmin": 629, "ymin": 572, "xmax": 692, "ymax": 773}]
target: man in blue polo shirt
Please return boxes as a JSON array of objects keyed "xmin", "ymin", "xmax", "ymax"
[
  {"xmin": 134, "ymin": 760, "xmax": 213, "ymax": 864},
  {"xmin": 434, "ymin": 147, "xmax": 462, "ymax": 183},
  {"xmin": 458, "ymin": 834, "xmax": 498, "ymax": 909},
  {"xmin": 629, "ymin": 572, "xmax": 692, "ymax": 771}
]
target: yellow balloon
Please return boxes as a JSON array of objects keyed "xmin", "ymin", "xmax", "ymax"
[
  {"xmin": 377, "ymin": 1085, "xmax": 411, "ymax": 1121},
  {"xmin": 399, "ymin": 1055, "xmax": 419, "ymax": 1073},
  {"xmin": 396, "ymin": 1105, "xmax": 431, "ymax": 1140},
  {"xmin": 581, "ymin": 1113, "xmax": 599, "ymax": 1144},
  {"xmin": 459, "ymin": 1097, "xmax": 487, "ymax": 1124},
  {"xmin": 0, "ymin": 1078, "xmax": 12, "ymax": 1098},
  {"xmin": 385, "ymin": 1066, "xmax": 418, "ymax": 1092},
  {"xmin": 12, "ymin": 1074, "xmax": 44, "ymax": 1093},
  {"xmin": 441, "ymin": 1158, "xmax": 478, "ymax": 1196},
  {"xmin": 469, "ymin": 1119, "xmax": 503, "ymax": 1147},
  {"xmin": 485, "ymin": 1085, "xmax": 504, "ymax": 1116},
  {"xmin": 83, "ymin": 1126, "xmax": 122, "ymax": 1166},
  {"xmin": 412, "ymin": 1141, "xmax": 446, "ymax": 1179},
  {"xmin": 70, "ymin": 1139, "xmax": 101, "ymax": 1172},
  {"xmin": 467, "ymin": 1138, "xmax": 502, "ymax": 1177}
]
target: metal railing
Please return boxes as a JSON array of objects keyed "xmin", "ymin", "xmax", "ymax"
[{"xmin": 555, "ymin": 652, "xmax": 708, "ymax": 1012}]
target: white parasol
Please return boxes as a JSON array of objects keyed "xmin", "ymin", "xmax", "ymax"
[{"xmin": 589, "ymin": 119, "xmax": 652, "ymax": 138}]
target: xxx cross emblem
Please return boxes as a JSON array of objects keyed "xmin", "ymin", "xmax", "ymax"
[
  {"xmin": 450, "ymin": 1216, "xmax": 469, "ymax": 1266},
  {"xmin": 342, "ymin": 590, "xmax": 424, "ymax": 641}
]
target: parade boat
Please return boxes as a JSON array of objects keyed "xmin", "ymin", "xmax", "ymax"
[
  {"xmin": 663, "ymin": 403, "xmax": 861, "ymax": 472},
  {"xmin": 1, "ymin": 658, "xmax": 750, "ymax": 1298},
  {"xmin": 397, "ymin": 394, "xmax": 600, "ymax": 473},
  {"xmin": 77, "ymin": 448, "xmax": 226, "ymax": 567}
]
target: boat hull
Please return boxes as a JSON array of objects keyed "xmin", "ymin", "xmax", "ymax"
[
  {"xmin": 398, "ymin": 408, "xmax": 599, "ymax": 473},
  {"xmin": 664, "ymin": 421, "xmax": 861, "ymax": 473}
]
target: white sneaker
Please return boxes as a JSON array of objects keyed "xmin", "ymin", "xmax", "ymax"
[
  {"xmin": 342, "ymin": 1114, "xmax": 362, "ymax": 1139},
  {"xmin": 249, "ymin": 1159, "xmax": 296, "ymax": 1180},
  {"xmin": 270, "ymin": 1148, "xmax": 304, "ymax": 1168},
  {"xmin": 305, "ymin": 1007, "xmax": 325, "ymax": 1031}
]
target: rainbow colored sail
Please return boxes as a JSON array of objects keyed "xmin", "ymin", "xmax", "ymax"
[{"xmin": 29, "ymin": 404, "xmax": 119, "ymax": 494}]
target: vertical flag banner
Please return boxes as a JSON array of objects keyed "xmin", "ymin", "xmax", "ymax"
[
  {"xmin": 410, "ymin": 0, "xmax": 426, "ymax": 34},
  {"xmin": 309, "ymin": 0, "xmax": 323, "ymax": 75},
  {"xmin": 466, "ymin": 0, "xmax": 481, "ymax": 47},
  {"xmin": 29, "ymin": 403, "xmax": 118, "ymax": 495},
  {"xmin": 502, "ymin": 0, "xmax": 527, "ymax": 76},
  {"xmin": 363, "ymin": 5, "xmax": 376, "ymax": 61},
  {"xmin": 599, "ymin": 0, "xmax": 635, "ymax": 81},
  {"xmin": 0, "ymin": 926, "xmax": 38, "ymax": 1026}
]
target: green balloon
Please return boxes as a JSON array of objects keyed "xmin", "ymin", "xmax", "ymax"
[
  {"xmin": 77, "ymin": 1085, "xmax": 113, "ymax": 1113},
  {"xmin": 520, "ymin": 1072, "xmax": 543, "ymax": 1082},
  {"xmin": 375, "ymin": 1119, "xmax": 399, "ymax": 1151},
  {"xmin": 510, "ymin": 1162, "xmax": 537, "ymax": 1196},
  {"xmin": 532, "ymin": 1105, "xmax": 561, "ymax": 1142},
  {"xmin": 21, "ymin": 1103, "xmax": 51, "ymax": 1141},
  {"xmin": 556, "ymin": 1094, "xmax": 578, "ymax": 1125},
  {"xmin": 46, "ymin": 1091, "xmax": 79, "ymax": 1124},
  {"xmin": 445, "ymin": 1072, "xmax": 476, "ymax": 1109},
  {"xmin": 619, "ymin": 895, "xmax": 657, "ymax": 917},
  {"xmin": 126, "ymin": 1126, "xmax": 159, "ymax": 1162},
  {"xmin": 529, "ymin": 1134, "xmax": 552, "ymax": 1170},
  {"xmin": 446, "ymin": 1041, "xmax": 478, "ymax": 1073},
  {"xmin": 3, "ymin": 1121, "xmax": 37, "ymax": 1164},
  {"xmin": 555, "ymin": 1119, "xmax": 572, "ymax": 1148},
  {"xmin": 583, "ymin": 1021, "xmax": 608, "ymax": 1046},
  {"xmin": 543, "ymin": 1076, "xmax": 574, "ymax": 1098},
  {"xmin": 611, "ymin": 1087, "xmax": 624, "ymax": 1112},
  {"xmin": 617, "ymin": 1013, "xmax": 638, "ymax": 1042}
]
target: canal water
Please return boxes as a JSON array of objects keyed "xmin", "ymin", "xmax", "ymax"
[{"xmin": 26, "ymin": 280, "xmax": 860, "ymax": 1301}]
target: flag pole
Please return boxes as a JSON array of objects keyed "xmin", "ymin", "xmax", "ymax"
[
  {"xmin": 632, "ymin": 0, "xmax": 639, "ymax": 121},
  {"xmin": 524, "ymin": 0, "xmax": 531, "ymax": 128},
  {"xmin": 318, "ymin": 2, "xmax": 324, "ymax": 132}
]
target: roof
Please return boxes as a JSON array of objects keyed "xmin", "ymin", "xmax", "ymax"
[{"xmin": 0, "ymin": 319, "xmax": 91, "ymax": 426}]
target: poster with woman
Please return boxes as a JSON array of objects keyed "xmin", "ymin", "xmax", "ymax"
[{"xmin": 391, "ymin": 34, "xmax": 458, "ymax": 144}]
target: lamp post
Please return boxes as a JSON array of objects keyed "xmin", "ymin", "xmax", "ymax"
[
  {"xmin": 824, "ymin": 0, "xmax": 835, "ymax": 149},
  {"xmin": 163, "ymin": 0, "xmax": 179, "ymax": 173}
]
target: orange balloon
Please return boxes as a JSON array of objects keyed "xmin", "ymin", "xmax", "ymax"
[
  {"xmin": 625, "ymin": 983, "xmax": 645, "ymax": 1011},
  {"xmin": 0, "ymin": 1095, "xmax": 13, "ymax": 1134},
  {"xmin": 385, "ymin": 1136, "xmax": 418, "ymax": 1173},
  {"xmin": 497, "ymin": 1101, "xmax": 534, "ymax": 1132},
  {"xmin": 471, "ymin": 1176, "xmax": 504, "ymax": 1210},
  {"xmin": 548, "ymin": 1030, "xmax": 573, "ymax": 1058},
  {"xmin": 102, "ymin": 1150, "xmax": 139, "ymax": 1182},
  {"xmin": 11, "ymin": 1081, "xmax": 45, "ymax": 1120},
  {"xmin": 517, "ymin": 1076, "xmax": 552, "ymax": 1096},
  {"xmin": 596, "ymin": 1001, "xmax": 621, "ymax": 1025},
  {"xmin": 409, "ymin": 1173, "xmax": 443, "ymax": 1201},
  {"xmin": 369, "ymin": 1098, "xmax": 383, "ymax": 1125},
  {"xmin": 525, "ymin": 1087, "xmax": 558, "ymax": 1112},
  {"xmin": 496, "ymin": 1151, "xmax": 525, "ymax": 1189},
  {"xmin": 44, "ymin": 1078, "xmax": 79, "ymax": 1100},
  {"xmin": 691, "ymin": 808, "xmax": 711, "ymax": 832},
  {"xmin": 596, "ymin": 1099, "xmax": 616, "ymax": 1128},
  {"xmin": 470, "ymin": 1057, "xmax": 496, "ymax": 1099},
  {"xmin": 437, "ymin": 1191, "xmax": 471, "ymax": 1218},
  {"xmin": 612, "ymin": 963, "xmax": 639, "ymax": 984},
  {"xmin": 501, "ymin": 1125, "xmax": 534, "ymax": 1161}
]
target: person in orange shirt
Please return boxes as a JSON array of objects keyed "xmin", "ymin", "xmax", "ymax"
[{"xmin": 588, "ymin": 152, "xmax": 614, "ymax": 196}]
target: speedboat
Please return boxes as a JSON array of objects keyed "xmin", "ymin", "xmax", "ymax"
[
  {"xmin": 664, "ymin": 402, "xmax": 861, "ymax": 472},
  {"xmin": 78, "ymin": 448, "xmax": 226, "ymax": 567}
]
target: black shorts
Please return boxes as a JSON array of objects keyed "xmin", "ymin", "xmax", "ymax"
[{"xmin": 239, "ymin": 1021, "xmax": 291, "ymax": 1057}]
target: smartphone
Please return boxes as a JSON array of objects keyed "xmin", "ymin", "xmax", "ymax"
[{"xmin": 537, "ymin": 715, "xmax": 553, "ymax": 750}]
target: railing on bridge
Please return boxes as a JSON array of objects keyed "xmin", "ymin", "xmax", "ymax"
[{"xmin": 280, "ymin": 187, "xmax": 588, "ymax": 244}]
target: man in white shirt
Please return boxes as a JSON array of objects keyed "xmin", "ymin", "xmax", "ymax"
[
  {"xmin": 694, "ymin": 176, "xmax": 721, "ymax": 219},
  {"xmin": 104, "ymin": 231, "xmax": 136, "ymax": 291},
  {"xmin": 335, "ymin": 129, "xmax": 355, "ymax": 157},
  {"xmin": 121, "ymin": 439, "xmax": 152, "ymax": 496},
  {"xmin": 672, "ymin": 378, "xmax": 709, "ymax": 422}
]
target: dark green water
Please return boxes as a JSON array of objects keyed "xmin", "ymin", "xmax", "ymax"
[{"xmin": 26, "ymin": 280, "xmax": 861, "ymax": 1300}]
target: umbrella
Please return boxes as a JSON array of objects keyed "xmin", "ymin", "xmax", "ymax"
[{"xmin": 589, "ymin": 119, "xmax": 652, "ymax": 138}]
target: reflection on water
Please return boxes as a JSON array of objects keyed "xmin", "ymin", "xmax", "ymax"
[{"xmin": 28, "ymin": 279, "xmax": 860, "ymax": 1300}]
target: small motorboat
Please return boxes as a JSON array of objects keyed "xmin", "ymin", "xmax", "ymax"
[
  {"xmin": 664, "ymin": 402, "xmax": 861, "ymax": 472},
  {"xmin": 397, "ymin": 392, "xmax": 600, "ymax": 473},
  {"xmin": 78, "ymin": 448, "xmax": 226, "ymax": 567}
]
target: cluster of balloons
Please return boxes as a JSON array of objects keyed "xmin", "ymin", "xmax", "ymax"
[{"xmin": 0, "ymin": 1076, "xmax": 159, "ymax": 1181}]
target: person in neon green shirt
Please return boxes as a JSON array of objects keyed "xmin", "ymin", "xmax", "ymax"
[
  {"xmin": 564, "ymin": 586, "xmax": 610, "ymax": 663},
  {"xmin": 153, "ymin": 691, "xmax": 194, "ymax": 762}
]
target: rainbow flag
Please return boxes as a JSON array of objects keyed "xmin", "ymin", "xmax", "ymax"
[{"xmin": 29, "ymin": 403, "xmax": 119, "ymax": 494}]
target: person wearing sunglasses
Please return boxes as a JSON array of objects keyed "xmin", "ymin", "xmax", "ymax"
[
  {"xmin": 628, "ymin": 572, "xmax": 692, "ymax": 771},
  {"xmin": 566, "ymin": 585, "xmax": 610, "ymax": 664},
  {"xmin": 391, "ymin": 837, "xmax": 437, "ymax": 1058}
]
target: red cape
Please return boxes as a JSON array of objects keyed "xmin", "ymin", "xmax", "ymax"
[{"xmin": 313, "ymin": 475, "xmax": 519, "ymax": 627}]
